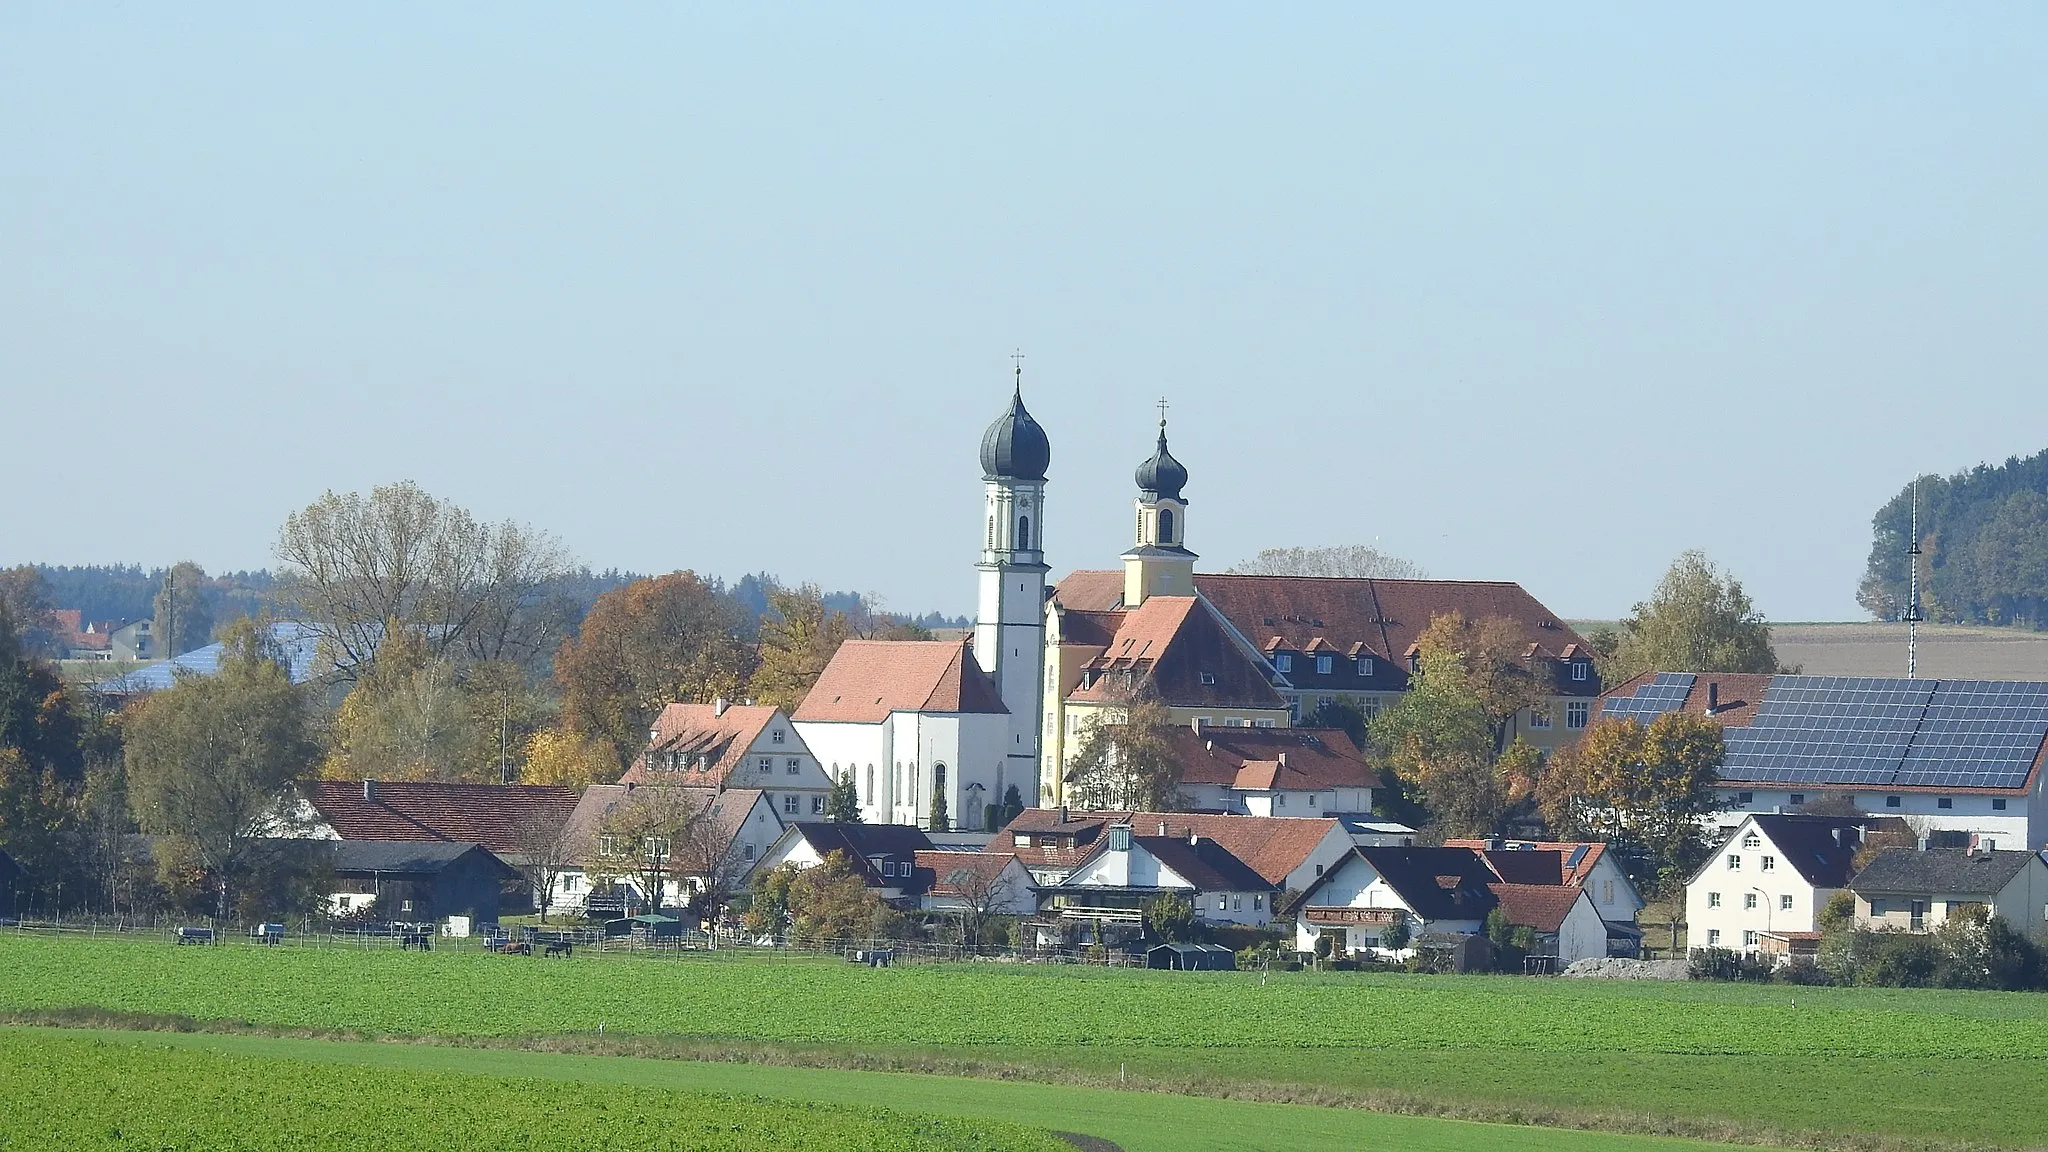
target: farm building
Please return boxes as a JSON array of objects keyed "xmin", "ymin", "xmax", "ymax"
[
  {"xmin": 912, "ymin": 850, "xmax": 1038, "ymax": 917},
  {"xmin": 1848, "ymin": 846, "xmax": 2048, "ymax": 934},
  {"xmin": 326, "ymin": 841, "xmax": 520, "ymax": 923},
  {"xmin": 556, "ymin": 784, "xmax": 782, "ymax": 916},
  {"xmin": 1599, "ymin": 672, "xmax": 2048, "ymax": 851},
  {"xmin": 1292, "ymin": 845, "xmax": 1610, "ymax": 965},
  {"xmin": 1443, "ymin": 837, "xmax": 1645, "ymax": 952},
  {"xmin": 1684, "ymin": 814, "xmax": 1903, "ymax": 953}
]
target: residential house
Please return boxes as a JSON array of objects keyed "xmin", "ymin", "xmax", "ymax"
[
  {"xmin": 622, "ymin": 701, "xmax": 833, "ymax": 823},
  {"xmin": 1165, "ymin": 723, "xmax": 1378, "ymax": 816},
  {"xmin": 325, "ymin": 841, "xmax": 520, "ymax": 923},
  {"xmin": 752, "ymin": 822, "xmax": 940, "ymax": 904},
  {"xmin": 109, "ymin": 620, "xmax": 155, "ymax": 662},
  {"xmin": 93, "ymin": 622, "xmax": 324, "ymax": 696},
  {"xmin": 557, "ymin": 784, "xmax": 783, "ymax": 915},
  {"xmin": 911, "ymin": 850, "xmax": 1039, "ymax": 917},
  {"xmin": 1047, "ymin": 823, "xmax": 1278, "ymax": 934},
  {"xmin": 1443, "ymin": 838, "xmax": 1645, "ymax": 925},
  {"xmin": 1849, "ymin": 846, "xmax": 2048, "ymax": 934},
  {"xmin": 1600, "ymin": 672, "xmax": 2048, "ymax": 851},
  {"xmin": 792, "ymin": 639, "xmax": 1012, "ymax": 830},
  {"xmin": 1684, "ymin": 813, "xmax": 1902, "ymax": 953},
  {"xmin": 1292, "ymin": 846, "xmax": 1609, "ymax": 965},
  {"xmin": 988, "ymin": 808, "xmax": 1355, "ymax": 894}
]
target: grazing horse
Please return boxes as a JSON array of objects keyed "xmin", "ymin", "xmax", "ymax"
[
  {"xmin": 543, "ymin": 940, "xmax": 573, "ymax": 959},
  {"xmin": 400, "ymin": 933, "xmax": 431, "ymax": 951},
  {"xmin": 496, "ymin": 941, "xmax": 532, "ymax": 956}
]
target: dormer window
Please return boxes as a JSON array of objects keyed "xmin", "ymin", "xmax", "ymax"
[
  {"xmin": 1274, "ymin": 654, "xmax": 1294, "ymax": 673},
  {"xmin": 1315, "ymin": 655, "xmax": 1332, "ymax": 675},
  {"xmin": 1199, "ymin": 671, "xmax": 1217, "ymax": 685},
  {"xmin": 1358, "ymin": 658, "xmax": 1373, "ymax": 677},
  {"xmin": 1571, "ymin": 661, "xmax": 1589, "ymax": 682}
]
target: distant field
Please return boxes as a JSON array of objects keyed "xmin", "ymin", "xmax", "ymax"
[
  {"xmin": 7, "ymin": 932, "xmax": 2048, "ymax": 1150},
  {"xmin": 1568, "ymin": 621, "xmax": 2048, "ymax": 680}
]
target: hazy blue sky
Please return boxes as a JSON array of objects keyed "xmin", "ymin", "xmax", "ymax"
[{"xmin": 5, "ymin": 5, "xmax": 2045, "ymax": 621}]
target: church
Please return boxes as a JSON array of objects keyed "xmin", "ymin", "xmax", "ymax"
[{"xmin": 793, "ymin": 366, "xmax": 1602, "ymax": 824}]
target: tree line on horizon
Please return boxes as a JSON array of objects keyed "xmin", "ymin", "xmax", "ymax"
[{"xmin": 1860, "ymin": 447, "xmax": 2048, "ymax": 629}]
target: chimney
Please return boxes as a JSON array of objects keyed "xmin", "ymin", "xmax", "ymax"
[
  {"xmin": 1915, "ymin": 834, "xmax": 1929, "ymax": 852},
  {"xmin": 1205, "ymin": 739, "xmax": 1214, "ymax": 751},
  {"xmin": 1108, "ymin": 825, "xmax": 1132, "ymax": 852},
  {"xmin": 1057, "ymin": 804, "xmax": 1069, "ymax": 825},
  {"xmin": 1188, "ymin": 830, "xmax": 1200, "ymax": 846},
  {"xmin": 714, "ymin": 697, "xmax": 729, "ymax": 717},
  {"xmin": 1278, "ymin": 753, "xmax": 1288, "ymax": 767},
  {"xmin": 362, "ymin": 779, "xmax": 376, "ymax": 803},
  {"xmin": 1831, "ymin": 827, "xmax": 1844, "ymax": 848},
  {"xmin": 1706, "ymin": 682, "xmax": 1720, "ymax": 713}
]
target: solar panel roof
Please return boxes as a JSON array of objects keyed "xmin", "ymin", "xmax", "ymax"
[
  {"xmin": 1714, "ymin": 675, "xmax": 2048, "ymax": 791},
  {"xmin": 1600, "ymin": 672, "xmax": 1696, "ymax": 725}
]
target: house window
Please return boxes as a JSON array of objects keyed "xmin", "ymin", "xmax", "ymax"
[
  {"xmin": 1572, "ymin": 661, "xmax": 1589, "ymax": 682},
  {"xmin": 1727, "ymin": 854, "xmax": 1742, "ymax": 870},
  {"xmin": 1780, "ymin": 895, "xmax": 1793, "ymax": 911},
  {"xmin": 1743, "ymin": 930, "xmax": 1758, "ymax": 948},
  {"xmin": 1938, "ymin": 797, "xmax": 1953, "ymax": 809},
  {"xmin": 1232, "ymin": 895, "xmax": 1242, "ymax": 911},
  {"xmin": 811, "ymin": 796, "xmax": 825, "ymax": 815},
  {"xmin": 783, "ymin": 795, "xmax": 799, "ymax": 815},
  {"xmin": 1408, "ymin": 653, "xmax": 1422, "ymax": 674},
  {"xmin": 1307, "ymin": 794, "xmax": 1318, "ymax": 807},
  {"xmin": 1737, "ymin": 792, "xmax": 1753, "ymax": 806},
  {"xmin": 1871, "ymin": 899, "xmax": 1887, "ymax": 916},
  {"xmin": 1994, "ymin": 798, "xmax": 2008, "ymax": 811},
  {"xmin": 1254, "ymin": 718, "xmax": 1277, "ymax": 728},
  {"xmin": 1316, "ymin": 655, "xmax": 1333, "ymax": 675},
  {"xmin": 1315, "ymin": 864, "xmax": 1325, "ymax": 876},
  {"xmin": 1707, "ymin": 929, "xmax": 1721, "ymax": 945},
  {"xmin": 1358, "ymin": 657, "xmax": 1374, "ymax": 677},
  {"xmin": 1885, "ymin": 795, "xmax": 1902, "ymax": 808},
  {"xmin": 1761, "ymin": 856, "xmax": 1776, "ymax": 872},
  {"xmin": 1708, "ymin": 892, "xmax": 1721, "ymax": 908},
  {"xmin": 1566, "ymin": 701, "xmax": 1589, "ymax": 729},
  {"xmin": 1789, "ymin": 793, "xmax": 1806, "ymax": 806},
  {"xmin": 787, "ymin": 758, "xmax": 801, "ymax": 774},
  {"xmin": 1253, "ymin": 894, "xmax": 1264, "ymax": 910},
  {"xmin": 1275, "ymin": 795, "xmax": 1286, "ymax": 809},
  {"xmin": 1200, "ymin": 672, "xmax": 1217, "ymax": 685},
  {"xmin": 1224, "ymin": 717, "xmax": 1245, "ymax": 727},
  {"xmin": 757, "ymin": 757, "xmax": 772, "ymax": 773},
  {"xmin": 400, "ymin": 899, "xmax": 413, "ymax": 913},
  {"xmin": 1195, "ymin": 716, "xmax": 1212, "ymax": 729},
  {"xmin": 1529, "ymin": 707, "xmax": 1552, "ymax": 730},
  {"xmin": 1275, "ymin": 654, "xmax": 1293, "ymax": 673},
  {"xmin": 772, "ymin": 729, "xmax": 785, "ymax": 744},
  {"xmin": 744, "ymin": 842, "xmax": 756, "ymax": 860},
  {"xmin": 1317, "ymin": 696, "xmax": 1333, "ymax": 710},
  {"xmin": 1602, "ymin": 880, "xmax": 1614, "ymax": 903},
  {"xmin": 1742, "ymin": 834, "xmax": 1760, "ymax": 849},
  {"xmin": 1744, "ymin": 893, "xmax": 1757, "ymax": 910}
]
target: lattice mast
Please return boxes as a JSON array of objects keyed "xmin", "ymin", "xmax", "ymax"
[{"xmin": 1905, "ymin": 477, "xmax": 1924, "ymax": 677}]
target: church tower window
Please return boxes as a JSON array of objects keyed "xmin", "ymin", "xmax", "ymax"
[
  {"xmin": 1158, "ymin": 508, "xmax": 1174, "ymax": 544},
  {"xmin": 1017, "ymin": 516, "xmax": 1030, "ymax": 550}
]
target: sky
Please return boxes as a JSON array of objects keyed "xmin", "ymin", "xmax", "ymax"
[{"xmin": 4, "ymin": 5, "xmax": 2045, "ymax": 622}]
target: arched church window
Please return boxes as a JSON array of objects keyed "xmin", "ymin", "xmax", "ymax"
[
  {"xmin": 1158, "ymin": 508, "xmax": 1174, "ymax": 543},
  {"xmin": 1017, "ymin": 516, "xmax": 1030, "ymax": 550},
  {"xmin": 934, "ymin": 762, "xmax": 947, "ymax": 791},
  {"xmin": 865, "ymin": 764, "xmax": 874, "ymax": 801}
]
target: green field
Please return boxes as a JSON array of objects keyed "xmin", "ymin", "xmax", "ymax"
[
  {"xmin": 5, "ymin": 933, "xmax": 2045, "ymax": 1150},
  {"xmin": 0, "ymin": 1029, "xmax": 1067, "ymax": 1152}
]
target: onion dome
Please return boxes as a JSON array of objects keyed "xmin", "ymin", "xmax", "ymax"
[
  {"xmin": 979, "ymin": 380, "xmax": 1052, "ymax": 482},
  {"xmin": 1135, "ymin": 420, "xmax": 1188, "ymax": 500}
]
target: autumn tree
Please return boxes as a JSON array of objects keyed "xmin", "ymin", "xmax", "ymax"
[
  {"xmin": 0, "ymin": 593, "xmax": 89, "ymax": 901},
  {"xmin": 152, "ymin": 561, "xmax": 216, "ymax": 657},
  {"xmin": 323, "ymin": 625, "xmax": 487, "ymax": 781},
  {"xmin": 1411, "ymin": 612, "xmax": 1549, "ymax": 750},
  {"xmin": 1064, "ymin": 692, "xmax": 1184, "ymax": 812},
  {"xmin": 747, "ymin": 585, "xmax": 856, "ymax": 713},
  {"xmin": 1229, "ymin": 545, "xmax": 1427, "ymax": 580},
  {"xmin": 554, "ymin": 571, "xmax": 754, "ymax": 773},
  {"xmin": 1605, "ymin": 551, "xmax": 1782, "ymax": 684},
  {"xmin": 1369, "ymin": 619, "xmax": 1540, "ymax": 836},
  {"xmin": 1537, "ymin": 710, "xmax": 1723, "ymax": 887},
  {"xmin": 520, "ymin": 727, "xmax": 617, "ymax": 788},
  {"xmin": 0, "ymin": 567, "xmax": 60, "ymax": 660},
  {"xmin": 594, "ymin": 786, "xmax": 705, "ymax": 916},
  {"xmin": 124, "ymin": 620, "xmax": 322, "ymax": 919},
  {"xmin": 274, "ymin": 480, "xmax": 575, "ymax": 680},
  {"xmin": 745, "ymin": 851, "xmax": 892, "ymax": 942}
]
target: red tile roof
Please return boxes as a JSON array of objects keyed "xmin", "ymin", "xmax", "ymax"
[
  {"xmin": 912, "ymin": 850, "xmax": 1027, "ymax": 899},
  {"xmin": 1164, "ymin": 725, "xmax": 1380, "ymax": 791},
  {"xmin": 1486, "ymin": 882, "xmax": 1588, "ymax": 934},
  {"xmin": 301, "ymin": 780, "xmax": 582, "ymax": 856},
  {"xmin": 1069, "ymin": 597, "xmax": 1287, "ymax": 711},
  {"xmin": 991, "ymin": 808, "xmax": 1343, "ymax": 888},
  {"xmin": 619, "ymin": 703, "xmax": 787, "ymax": 786},
  {"xmin": 1595, "ymin": 672, "xmax": 1775, "ymax": 729},
  {"xmin": 561, "ymin": 784, "xmax": 766, "ymax": 861},
  {"xmin": 794, "ymin": 640, "xmax": 1007, "ymax": 723}
]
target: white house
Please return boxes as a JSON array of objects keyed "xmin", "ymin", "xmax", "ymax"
[
  {"xmin": 1165, "ymin": 724, "xmax": 1378, "ymax": 816},
  {"xmin": 793, "ymin": 640, "xmax": 1014, "ymax": 831},
  {"xmin": 751, "ymin": 822, "xmax": 940, "ymax": 903},
  {"xmin": 1293, "ymin": 846, "xmax": 1608, "ymax": 964},
  {"xmin": 623, "ymin": 701, "xmax": 833, "ymax": 822},
  {"xmin": 553, "ymin": 784, "xmax": 784, "ymax": 914},
  {"xmin": 1048, "ymin": 824, "xmax": 1278, "ymax": 931},
  {"xmin": 989, "ymin": 808, "xmax": 1355, "ymax": 894},
  {"xmin": 913, "ymin": 850, "xmax": 1039, "ymax": 917},
  {"xmin": 1849, "ymin": 846, "xmax": 2048, "ymax": 934},
  {"xmin": 1444, "ymin": 838, "xmax": 1646, "ymax": 925},
  {"xmin": 1684, "ymin": 813, "xmax": 1900, "ymax": 953}
]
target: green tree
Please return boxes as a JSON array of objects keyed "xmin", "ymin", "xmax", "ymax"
[
  {"xmin": 825, "ymin": 771, "xmax": 862, "ymax": 823},
  {"xmin": 1606, "ymin": 551, "xmax": 1781, "ymax": 684},
  {"xmin": 1537, "ymin": 711, "xmax": 1723, "ymax": 887},
  {"xmin": 750, "ymin": 851, "xmax": 890, "ymax": 942},
  {"xmin": 996, "ymin": 785, "xmax": 1026, "ymax": 829},
  {"xmin": 1063, "ymin": 691, "xmax": 1184, "ymax": 812},
  {"xmin": 1380, "ymin": 916, "xmax": 1412, "ymax": 953},
  {"xmin": 554, "ymin": 571, "xmax": 755, "ymax": 774},
  {"xmin": 0, "ymin": 595, "xmax": 89, "ymax": 903},
  {"xmin": 124, "ymin": 620, "xmax": 321, "ymax": 919},
  {"xmin": 928, "ymin": 790, "xmax": 950, "ymax": 831},
  {"xmin": 747, "ymin": 585, "xmax": 855, "ymax": 713},
  {"xmin": 1369, "ymin": 620, "xmax": 1534, "ymax": 836},
  {"xmin": 152, "ymin": 561, "xmax": 216, "ymax": 658},
  {"xmin": 1145, "ymin": 892, "xmax": 1198, "ymax": 942},
  {"xmin": 1974, "ymin": 491, "xmax": 2048, "ymax": 625}
]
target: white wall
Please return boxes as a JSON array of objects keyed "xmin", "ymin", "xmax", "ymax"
[
  {"xmin": 1554, "ymin": 895, "xmax": 1609, "ymax": 964},
  {"xmin": 1708, "ymin": 783, "xmax": 2043, "ymax": 852},
  {"xmin": 1584, "ymin": 855, "xmax": 1644, "ymax": 924},
  {"xmin": 1686, "ymin": 819, "xmax": 1827, "ymax": 952}
]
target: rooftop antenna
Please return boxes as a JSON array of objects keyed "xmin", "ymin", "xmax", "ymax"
[{"xmin": 1905, "ymin": 477, "xmax": 1924, "ymax": 677}]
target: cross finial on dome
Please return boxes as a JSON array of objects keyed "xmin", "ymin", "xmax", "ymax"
[
  {"xmin": 1011, "ymin": 348, "xmax": 1025, "ymax": 394},
  {"xmin": 1156, "ymin": 395, "xmax": 1169, "ymax": 429}
]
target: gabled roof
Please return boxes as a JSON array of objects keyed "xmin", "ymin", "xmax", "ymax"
[
  {"xmin": 1704, "ymin": 814, "xmax": 1909, "ymax": 890},
  {"xmin": 327, "ymin": 840, "xmax": 518, "ymax": 878},
  {"xmin": 1442, "ymin": 839, "xmax": 1614, "ymax": 888},
  {"xmin": 1485, "ymin": 882, "xmax": 1588, "ymax": 934},
  {"xmin": 1133, "ymin": 834, "xmax": 1275, "ymax": 892},
  {"xmin": 620, "ymin": 703, "xmax": 790, "ymax": 786},
  {"xmin": 911, "ymin": 850, "xmax": 1029, "ymax": 899},
  {"xmin": 794, "ymin": 640, "xmax": 1007, "ymax": 723},
  {"xmin": 1849, "ymin": 847, "xmax": 2043, "ymax": 897},
  {"xmin": 94, "ymin": 622, "xmax": 325, "ymax": 695},
  {"xmin": 1050, "ymin": 571, "xmax": 1127, "ymax": 613},
  {"xmin": 1343, "ymin": 846, "xmax": 1500, "ymax": 921},
  {"xmin": 1068, "ymin": 596, "xmax": 1287, "ymax": 711},
  {"xmin": 301, "ymin": 781, "xmax": 582, "ymax": 856},
  {"xmin": 778, "ymin": 822, "xmax": 935, "ymax": 887},
  {"xmin": 561, "ymin": 784, "xmax": 771, "ymax": 861},
  {"xmin": 1165, "ymin": 725, "xmax": 1380, "ymax": 791},
  {"xmin": 990, "ymin": 808, "xmax": 1344, "ymax": 887}
]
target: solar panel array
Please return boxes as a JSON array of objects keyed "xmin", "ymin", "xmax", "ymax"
[
  {"xmin": 1599, "ymin": 672, "xmax": 1697, "ymax": 725},
  {"xmin": 1717, "ymin": 675, "xmax": 2048, "ymax": 791}
]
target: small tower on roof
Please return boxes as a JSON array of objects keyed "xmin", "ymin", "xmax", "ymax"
[
  {"xmin": 1122, "ymin": 399, "xmax": 1196, "ymax": 607},
  {"xmin": 974, "ymin": 353, "xmax": 1050, "ymax": 801}
]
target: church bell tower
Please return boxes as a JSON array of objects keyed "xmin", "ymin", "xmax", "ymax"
[
  {"xmin": 975, "ymin": 361, "xmax": 1050, "ymax": 803},
  {"xmin": 1122, "ymin": 404, "xmax": 1195, "ymax": 607}
]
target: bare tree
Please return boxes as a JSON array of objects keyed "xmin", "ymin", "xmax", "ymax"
[
  {"xmin": 1229, "ymin": 545, "xmax": 1427, "ymax": 580},
  {"xmin": 507, "ymin": 805, "xmax": 580, "ymax": 923},
  {"xmin": 668, "ymin": 800, "xmax": 752, "ymax": 924},
  {"xmin": 594, "ymin": 787, "xmax": 706, "ymax": 916},
  {"xmin": 273, "ymin": 480, "xmax": 574, "ymax": 681},
  {"xmin": 940, "ymin": 858, "xmax": 1020, "ymax": 949}
]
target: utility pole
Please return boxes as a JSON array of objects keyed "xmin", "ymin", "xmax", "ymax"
[
  {"xmin": 1905, "ymin": 478, "xmax": 1924, "ymax": 678},
  {"xmin": 160, "ymin": 567, "xmax": 175, "ymax": 662},
  {"xmin": 499, "ymin": 687, "xmax": 511, "ymax": 784}
]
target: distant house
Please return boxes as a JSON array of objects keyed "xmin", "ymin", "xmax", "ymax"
[
  {"xmin": 911, "ymin": 850, "xmax": 1038, "ymax": 917},
  {"xmin": 1849, "ymin": 847, "xmax": 2048, "ymax": 934},
  {"xmin": 1684, "ymin": 813, "xmax": 1904, "ymax": 953},
  {"xmin": 1047, "ymin": 824, "xmax": 1278, "ymax": 933},
  {"xmin": 623, "ymin": 701, "xmax": 833, "ymax": 823},
  {"xmin": 792, "ymin": 639, "xmax": 1012, "ymax": 830},
  {"xmin": 93, "ymin": 621, "xmax": 324, "ymax": 695},
  {"xmin": 988, "ymin": 808, "xmax": 1354, "ymax": 894},
  {"xmin": 1164, "ymin": 724, "xmax": 1378, "ymax": 816},
  {"xmin": 1443, "ymin": 838, "xmax": 1646, "ymax": 926},
  {"xmin": 325, "ymin": 841, "xmax": 520, "ymax": 923},
  {"xmin": 753, "ymin": 822, "xmax": 940, "ymax": 904},
  {"xmin": 556, "ymin": 784, "xmax": 783, "ymax": 914},
  {"xmin": 1293, "ymin": 846, "xmax": 1499, "ymax": 957},
  {"xmin": 109, "ymin": 620, "xmax": 155, "ymax": 662}
]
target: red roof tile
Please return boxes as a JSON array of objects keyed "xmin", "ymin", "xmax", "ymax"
[
  {"xmin": 1485, "ymin": 882, "xmax": 1588, "ymax": 934},
  {"xmin": 619, "ymin": 703, "xmax": 788, "ymax": 786},
  {"xmin": 1164, "ymin": 725, "xmax": 1380, "ymax": 791},
  {"xmin": 1069, "ymin": 597, "xmax": 1287, "ymax": 711},
  {"xmin": 992, "ymin": 808, "xmax": 1342, "ymax": 888},
  {"xmin": 1442, "ymin": 838, "xmax": 1612, "ymax": 887},
  {"xmin": 794, "ymin": 640, "xmax": 1006, "ymax": 723},
  {"xmin": 302, "ymin": 780, "xmax": 582, "ymax": 856}
]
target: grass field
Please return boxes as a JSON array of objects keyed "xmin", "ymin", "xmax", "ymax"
[
  {"xmin": 5, "ymin": 933, "xmax": 2047, "ymax": 1150},
  {"xmin": 0, "ymin": 1028, "xmax": 1069, "ymax": 1152}
]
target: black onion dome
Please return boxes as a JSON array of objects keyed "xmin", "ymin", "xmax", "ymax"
[
  {"xmin": 979, "ymin": 385, "xmax": 1052, "ymax": 481},
  {"xmin": 1135, "ymin": 423, "xmax": 1188, "ymax": 500}
]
